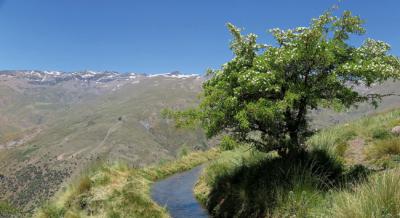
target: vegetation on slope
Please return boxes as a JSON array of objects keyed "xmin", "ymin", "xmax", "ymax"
[
  {"xmin": 195, "ymin": 109, "xmax": 400, "ymax": 217},
  {"xmin": 168, "ymin": 9, "xmax": 400, "ymax": 158},
  {"xmin": 0, "ymin": 76, "xmax": 209, "ymax": 213},
  {"xmin": 35, "ymin": 148, "xmax": 220, "ymax": 218},
  {"xmin": 329, "ymin": 169, "xmax": 400, "ymax": 218},
  {"xmin": 309, "ymin": 108, "xmax": 400, "ymax": 167},
  {"xmin": 165, "ymin": 7, "xmax": 400, "ymax": 217},
  {"xmin": 0, "ymin": 201, "xmax": 20, "ymax": 217}
]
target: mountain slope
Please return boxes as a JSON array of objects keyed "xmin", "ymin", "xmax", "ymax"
[
  {"xmin": 0, "ymin": 71, "xmax": 399, "ymax": 214},
  {"xmin": 0, "ymin": 71, "xmax": 209, "ymax": 213}
]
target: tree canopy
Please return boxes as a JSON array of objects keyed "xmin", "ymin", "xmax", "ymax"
[{"xmin": 167, "ymin": 10, "xmax": 400, "ymax": 155}]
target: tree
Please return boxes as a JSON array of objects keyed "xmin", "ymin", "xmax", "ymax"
[{"xmin": 167, "ymin": 10, "xmax": 400, "ymax": 156}]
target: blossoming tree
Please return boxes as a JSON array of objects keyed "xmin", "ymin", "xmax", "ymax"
[{"xmin": 168, "ymin": 11, "xmax": 400, "ymax": 156}]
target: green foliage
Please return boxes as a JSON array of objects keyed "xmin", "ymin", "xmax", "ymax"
[
  {"xmin": 0, "ymin": 201, "xmax": 19, "ymax": 217},
  {"xmin": 219, "ymin": 135, "xmax": 240, "ymax": 151},
  {"xmin": 195, "ymin": 110, "xmax": 400, "ymax": 217},
  {"xmin": 371, "ymin": 128, "xmax": 391, "ymax": 140},
  {"xmin": 170, "ymin": 10, "xmax": 400, "ymax": 154}
]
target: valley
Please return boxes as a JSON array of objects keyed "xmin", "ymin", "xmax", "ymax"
[
  {"xmin": 1, "ymin": 71, "xmax": 400, "ymax": 215},
  {"xmin": 0, "ymin": 71, "xmax": 209, "ymax": 213}
]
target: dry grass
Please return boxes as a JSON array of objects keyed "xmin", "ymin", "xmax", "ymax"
[
  {"xmin": 35, "ymin": 148, "xmax": 220, "ymax": 218},
  {"xmin": 329, "ymin": 169, "xmax": 400, "ymax": 218},
  {"xmin": 195, "ymin": 109, "xmax": 400, "ymax": 217},
  {"xmin": 366, "ymin": 137, "xmax": 400, "ymax": 168}
]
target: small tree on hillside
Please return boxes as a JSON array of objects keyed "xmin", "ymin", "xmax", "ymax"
[{"xmin": 167, "ymin": 10, "xmax": 400, "ymax": 156}]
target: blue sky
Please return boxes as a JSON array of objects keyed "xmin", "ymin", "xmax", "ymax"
[{"xmin": 0, "ymin": 0, "xmax": 399, "ymax": 74}]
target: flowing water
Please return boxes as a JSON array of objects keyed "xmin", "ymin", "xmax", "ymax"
[{"xmin": 151, "ymin": 165, "xmax": 209, "ymax": 218}]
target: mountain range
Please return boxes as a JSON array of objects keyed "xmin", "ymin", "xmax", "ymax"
[
  {"xmin": 0, "ymin": 70, "xmax": 399, "ymax": 213},
  {"xmin": 0, "ymin": 70, "xmax": 207, "ymax": 213}
]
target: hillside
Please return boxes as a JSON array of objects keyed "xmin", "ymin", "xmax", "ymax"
[
  {"xmin": 195, "ymin": 108, "xmax": 400, "ymax": 217},
  {"xmin": 36, "ymin": 108, "xmax": 400, "ymax": 218},
  {"xmin": 0, "ymin": 71, "xmax": 210, "ymax": 213},
  {"xmin": 1, "ymin": 71, "xmax": 400, "ymax": 214}
]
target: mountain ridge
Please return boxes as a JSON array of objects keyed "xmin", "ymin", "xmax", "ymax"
[{"xmin": 1, "ymin": 70, "xmax": 400, "ymax": 214}]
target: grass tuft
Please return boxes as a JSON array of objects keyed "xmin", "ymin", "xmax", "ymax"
[
  {"xmin": 330, "ymin": 169, "xmax": 400, "ymax": 218},
  {"xmin": 195, "ymin": 147, "xmax": 349, "ymax": 217},
  {"xmin": 366, "ymin": 137, "xmax": 400, "ymax": 168},
  {"xmin": 35, "ymin": 148, "xmax": 220, "ymax": 218}
]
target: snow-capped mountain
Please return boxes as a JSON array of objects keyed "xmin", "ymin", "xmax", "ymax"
[{"xmin": 0, "ymin": 70, "xmax": 200, "ymax": 85}]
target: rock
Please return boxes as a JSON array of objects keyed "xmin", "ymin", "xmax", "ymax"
[{"xmin": 391, "ymin": 126, "xmax": 400, "ymax": 135}]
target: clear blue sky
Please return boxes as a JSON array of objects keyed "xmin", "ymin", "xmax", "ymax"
[{"xmin": 0, "ymin": 0, "xmax": 399, "ymax": 74}]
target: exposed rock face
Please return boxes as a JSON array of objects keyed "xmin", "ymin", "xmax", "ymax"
[{"xmin": 391, "ymin": 126, "xmax": 400, "ymax": 135}]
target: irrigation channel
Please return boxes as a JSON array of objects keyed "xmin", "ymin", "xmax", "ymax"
[{"xmin": 151, "ymin": 165, "xmax": 209, "ymax": 218}]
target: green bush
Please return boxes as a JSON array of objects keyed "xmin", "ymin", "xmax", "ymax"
[{"xmin": 219, "ymin": 135, "xmax": 239, "ymax": 151}]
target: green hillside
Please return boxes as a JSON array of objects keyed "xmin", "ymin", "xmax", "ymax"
[{"xmin": 195, "ymin": 108, "xmax": 400, "ymax": 217}]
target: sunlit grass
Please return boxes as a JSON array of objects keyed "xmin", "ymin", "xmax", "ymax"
[
  {"xmin": 35, "ymin": 148, "xmax": 220, "ymax": 218},
  {"xmin": 329, "ymin": 169, "xmax": 400, "ymax": 218},
  {"xmin": 195, "ymin": 109, "xmax": 400, "ymax": 217}
]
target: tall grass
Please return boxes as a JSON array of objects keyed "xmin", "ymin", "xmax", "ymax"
[
  {"xmin": 366, "ymin": 137, "xmax": 400, "ymax": 168},
  {"xmin": 195, "ymin": 147, "xmax": 348, "ymax": 217},
  {"xmin": 329, "ymin": 169, "xmax": 400, "ymax": 218},
  {"xmin": 309, "ymin": 109, "xmax": 400, "ymax": 165},
  {"xmin": 35, "ymin": 148, "xmax": 220, "ymax": 218},
  {"xmin": 194, "ymin": 109, "xmax": 400, "ymax": 217},
  {"xmin": 308, "ymin": 124, "xmax": 357, "ymax": 157}
]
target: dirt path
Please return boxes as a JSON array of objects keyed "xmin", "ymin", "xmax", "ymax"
[{"xmin": 345, "ymin": 138, "xmax": 366, "ymax": 165}]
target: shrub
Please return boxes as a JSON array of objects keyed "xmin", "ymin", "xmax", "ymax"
[{"xmin": 219, "ymin": 135, "xmax": 239, "ymax": 151}]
